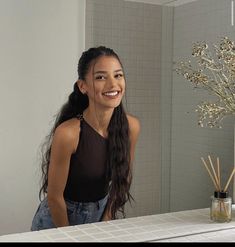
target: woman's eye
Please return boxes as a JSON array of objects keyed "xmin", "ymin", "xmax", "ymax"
[
  {"xmin": 95, "ymin": 75, "xmax": 105, "ymax": 80},
  {"xmin": 115, "ymin": 74, "xmax": 123, "ymax": 79}
]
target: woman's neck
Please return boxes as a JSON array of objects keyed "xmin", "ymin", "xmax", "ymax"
[{"xmin": 83, "ymin": 107, "xmax": 114, "ymax": 138}]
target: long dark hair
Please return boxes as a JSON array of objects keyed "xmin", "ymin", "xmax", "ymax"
[{"xmin": 39, "ymin": 46, "xmax": 133, "ymax": 219}]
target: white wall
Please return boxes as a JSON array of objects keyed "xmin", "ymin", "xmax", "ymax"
[{"xmin": 0, "ymin": 0, "xmax": 85, "ymax": 235}]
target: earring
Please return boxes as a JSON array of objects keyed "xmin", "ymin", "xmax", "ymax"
[{"xmin": 79, "ymin": 88, "xmax": 86, "ymax": 94}]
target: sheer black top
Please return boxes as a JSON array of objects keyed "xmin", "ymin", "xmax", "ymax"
[{"xmin": 63, "ymin": 114, "xmax": 109, "ymax": 202}]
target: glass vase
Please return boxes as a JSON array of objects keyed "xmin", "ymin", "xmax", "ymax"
[{"xmin": 210, "ymin": 191, "xmax": 232, "ymax": 223}]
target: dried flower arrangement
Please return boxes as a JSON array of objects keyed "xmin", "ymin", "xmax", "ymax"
[
  {"xmin": 175, "ymin": 37, "xmax": 235, "ymax": 128},
  {"xmin": 175, "ymin": 37, "xmax": 235, "ymax": 221}
]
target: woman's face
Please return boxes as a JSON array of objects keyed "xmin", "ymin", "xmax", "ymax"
[{"xmin": 82, "ymin": 56, "xmax": 125, "ymax": 110}]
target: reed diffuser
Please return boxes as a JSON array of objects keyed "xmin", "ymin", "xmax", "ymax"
[{"xmin": 201, "ymin": 155, "xmax": 235, "ymax": 222}]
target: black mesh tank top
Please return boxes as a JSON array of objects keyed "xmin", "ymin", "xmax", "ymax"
[{"xmin": 63, "ymin": 114, "xmax": 109, "ymax": 202}]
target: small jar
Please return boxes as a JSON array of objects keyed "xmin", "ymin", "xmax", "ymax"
[{"xmin": 210, "ymin": 191, "xmax": 232, "ymax": 223}]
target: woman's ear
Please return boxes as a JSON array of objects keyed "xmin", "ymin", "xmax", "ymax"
[{"xmin": 77, "ymin": 80, "xmax": 87, "ymax": 94}]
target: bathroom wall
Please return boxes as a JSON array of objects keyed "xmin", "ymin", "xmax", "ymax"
[
  {"xmin": 1, "ymin": 0, "xmax": 234, "ymax": 236},
  {"xmin": 86, "ymin": 0, "xmax": 162, "ymax": 218},
  {"xmin": 160, "ymin": 5, "xmax": 174, "ymax": 213},
  {"xmin": 0, "ymin": 0, "xmax": 85, "ymax": 235},
  {"xmin": 171, "ymin": 0, "xmax": 235, "ymax": 212},
  {"xmin": 86, "ymin": 0, "xmax": 235, "ymax": 215}
]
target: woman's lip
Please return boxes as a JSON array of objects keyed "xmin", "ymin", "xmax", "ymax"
[
  {"xmin": 102, "ymin": 90, "xmax": 120, "ymax": 95},
  {"xmin": 102, "ymin": 91, "xmax": 121, "ymax": 98}
]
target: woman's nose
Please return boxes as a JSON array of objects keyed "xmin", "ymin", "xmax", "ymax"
[{"xmin": 106, "ymin": 76, "xmax": 116, "ymax": 86}]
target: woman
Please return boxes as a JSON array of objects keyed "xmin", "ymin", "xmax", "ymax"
[{"xmin": 31, "ymin": 46, "xmax": 140, "ymax": 230}]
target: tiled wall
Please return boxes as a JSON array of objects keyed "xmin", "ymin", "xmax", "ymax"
[
  {"xmin": 171, "ymin": 0, "xmax": 235, "ymax": 212},
  {"xmin": 85, "ymin": 0, "xmax": 235, "ymax": 217},
  {"xmin": 160, "ymin": 5, "xmax": 174, "ymax": 213},
  {"xmin": 86, "ymin": 0, "xmax": 162, "ymax": 218}
]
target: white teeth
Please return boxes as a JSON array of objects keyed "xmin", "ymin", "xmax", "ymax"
[{"xmin": 104, "ymin": 91, "xmax": 119, "ymax": 96}]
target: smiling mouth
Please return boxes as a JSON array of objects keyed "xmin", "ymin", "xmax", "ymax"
[{"xmin": 102, "ymin": 90, "xmax": 120, "ymax": 96}]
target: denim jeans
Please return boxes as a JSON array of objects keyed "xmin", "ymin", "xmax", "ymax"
[{"xmin": 31, "ymin": 194, "xmax": 108, "ymax": 231}]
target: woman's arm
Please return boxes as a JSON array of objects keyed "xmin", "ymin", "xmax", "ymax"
[
  {"xmin": 102, "ymin": 115, "xmax": 140, "ymax": 221},
  {"xmin": 101, "ymin": 203, "xmax": 112, "ymax": 221},
  {"xmin": 47, "ymin": 120, "xmax": 80, "ymax": 227}
]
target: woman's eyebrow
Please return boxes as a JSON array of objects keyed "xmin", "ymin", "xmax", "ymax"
[
  {"xmin": 114, "ymin": 69, "xmax": 123, "ymax": 73},
  {"xmin": 93, "ymin": 71, "xmax": 107, "ymax": 75},
  {"xmin": 93, "ymin": 69, "xmax": 123, "ymax": 75}
]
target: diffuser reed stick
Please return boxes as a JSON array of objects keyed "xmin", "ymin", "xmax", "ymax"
[
  {"xmin": 216, "ymin": 157, "xmax": 222, "ymax": 213},
  {"xmin": 200, "ymin": 157, "xmax": 219, "ymax": 191},
  {"xmin": 217, "ymin": 157, "xmax": 221, "ymax": 191},
  {"xmin": 208, "ymin": 155, "xmax": 220, "ymax": 188},
  {"xmin": 224, "ymin": 167, "xmax": 235, "ymax": 192}
]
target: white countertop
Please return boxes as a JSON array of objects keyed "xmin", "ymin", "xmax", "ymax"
[{"xmin": 1, "ymin": 207, "xmax": 235, "ymax": 242}]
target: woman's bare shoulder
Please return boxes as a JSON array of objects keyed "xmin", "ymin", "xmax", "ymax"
[
  {"xmin": 53, "ymin": 118, "xmax": 81, "ymax": 153},
  {"xmin": 56, "ymin": 118, "xmax": 80, "ymax": 135}
]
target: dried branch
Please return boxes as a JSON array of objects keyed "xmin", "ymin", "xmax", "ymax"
[{"xmin": 175, "ymin": 37, "xmax": 235, "ymax": 128}]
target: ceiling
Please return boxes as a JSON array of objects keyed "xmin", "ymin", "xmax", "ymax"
[{"xmin": 125, "ymin": 0, "xmax": 199, "ymax": 6}]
